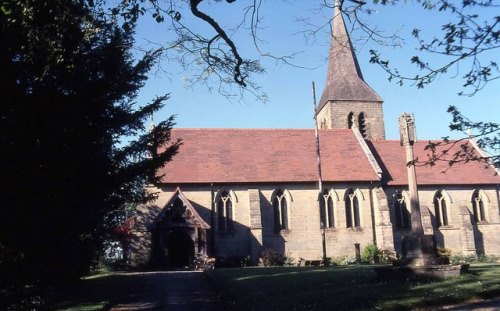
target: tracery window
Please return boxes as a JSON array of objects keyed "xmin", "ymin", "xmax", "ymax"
[
  {"xmin": 393, "ymin": 191, "xmax": 410, "ymax": 229},
  {"xmin": 471, "ymin": 190, "xmax": 486, "ymax": 223},
  {"xmin": 273, "ymin": 189, "xmax": 288, "ymax": 233},
  {"xmin": 216, "ymin": 191, "xmax": 233, "ymax": 232},
  {"xmin": 345, "ymin": 189, "xmax": 361, "ymax": 228},
  {"xmin": 319, "ymin": 189, "xmax": 335, "ymax": 228},
  {"xmin": 434, "ymin": 190, "xmax": 449, "ymax": 227}
]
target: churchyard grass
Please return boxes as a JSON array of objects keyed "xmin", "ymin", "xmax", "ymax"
[
  {"xmin": 47, "ymin": 264, "xmax": 500, "ymax": 310},
  {"xmin": 206, "ymin": 263, "xmax": 500, "ymax": 310},
  {"xmin": 49, "ymin": 272, "xmax": 152, "ymax": 310}
]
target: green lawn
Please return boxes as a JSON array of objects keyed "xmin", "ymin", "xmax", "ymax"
[
  {"xmin": 49, "ymin": 272, "xmax": 156, "ymax": 311},
  {"xmin": 206, "ymin": 264, "xmax": 500, "ymax": 310}
]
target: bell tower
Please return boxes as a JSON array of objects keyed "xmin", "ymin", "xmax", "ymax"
[{"xmin": 316, "ymin": 1, "xmax": 385, "ymax": 140}]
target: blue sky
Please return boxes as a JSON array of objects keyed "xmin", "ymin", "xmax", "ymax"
[{"xmin": 133, "ymin": 1, "xmax": 499, "ymax": 141}]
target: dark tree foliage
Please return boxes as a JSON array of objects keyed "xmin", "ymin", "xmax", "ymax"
[{"xmin": 0, "ymin": 0, "xmax": 180, "ymax": 305}]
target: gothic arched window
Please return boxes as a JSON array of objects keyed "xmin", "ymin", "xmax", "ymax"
[
  {"xmin": 346, "ymin": 189, "xmax": 360, "ymax": 228},
  {"xmin": 434, "ymin": 190, "xmax": 449, "ymax": 227},
  {"xmin": 216, "ymin": 191, "xmax": 233, "ymax": 231},
  {"xmin": 471, "ymin": 190, "xmax": 486, "ymax": 223},
  {"xmin": 319, "ymin": 189, "xmax": 335, "ymax": 228},
  {"xmin": 394, "ymin": 191, "xmax": 410, "ymax": 229},
  {"xmin": 273, "ymin": 189, "xmax": 288, "ymax": 233},
  {"xmin": 358, "ymin": 112, "xmax": 367, "ymax": 138}
]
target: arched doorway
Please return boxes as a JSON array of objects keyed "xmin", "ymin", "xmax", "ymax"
[{"xmin": 165, "ymin": 230, "xmax": 194, "ymax": 267}]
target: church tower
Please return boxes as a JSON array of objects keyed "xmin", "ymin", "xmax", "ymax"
[{"xmin": 316, "ymin": 1, "xmax": 385, "ymax": 140}]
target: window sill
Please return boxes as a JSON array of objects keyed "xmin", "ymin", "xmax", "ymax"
[
  {"xmin": 347, "ymin": 226, "xmax": 363, "ymax": 232},
  {"xmin": 437, "ymin": 225, "xmax": 456, "ymax": 230},
  {"xmin": 475, "ymin": 221, "xmax": 489, "ymax": 225}
]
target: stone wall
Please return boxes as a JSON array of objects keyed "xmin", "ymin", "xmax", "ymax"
[
  {"xmin": 316, "ymin": 100, "xmax": 385, "ymax": 140},
  {"xmin": 129, "ymin": 198, "xmax": 162, "ymax": 267},
  {"xmin": 385, "ymin": 186, "xmax": 500, "ymax": 256},
  {"xmin": 129, "ymin": 183, "xmax": 500, "ymax": 267},
  {"xmin": 130, "ymin": 182, "xmax": 397, "ymax": 266}
]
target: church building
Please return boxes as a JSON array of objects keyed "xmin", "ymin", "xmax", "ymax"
[{"xmin": 129, "ymin": 4, "xmax": 500, "ymax": 268}]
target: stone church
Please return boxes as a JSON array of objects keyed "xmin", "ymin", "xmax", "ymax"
[{"xmin": 129, "ymin": 4, "xmax": 500, "ymax": 268}]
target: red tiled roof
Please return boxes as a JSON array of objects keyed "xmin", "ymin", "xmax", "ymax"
[
  {"xmin": 369, "ymin": 140, "xmax": 499, "ymax": 185},
  {"xmin": 158, "ymin": 129, "xmax": 380, "ymax": 184}
]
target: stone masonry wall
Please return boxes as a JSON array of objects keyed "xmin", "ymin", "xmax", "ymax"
[
  {"xmin": 385, "ymin": 186, "xmax": 500, "ymax": 256},
  {"xmin": 130, "ymin": 182, "xmax": 390, "ymax": 266},
  {"xmin": 129, "ymin": 183, "xmax": 500, "ymax": 267},
  {"xmin": 316, "ymin": 100, "xmax": 385, "ymax": 140}
]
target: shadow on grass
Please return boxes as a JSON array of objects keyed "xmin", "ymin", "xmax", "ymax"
[
  {"xmin": 49, "ymin": 272, "xmax": 158, "ymax": 310},
  {"xmin": 206, "ymin": 264, "xmax": 500, "ymax": 311}
]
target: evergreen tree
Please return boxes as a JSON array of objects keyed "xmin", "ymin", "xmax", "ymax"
[{"xmin": 0, "ymin": 0, "xmax": 179, "ymax": 304}]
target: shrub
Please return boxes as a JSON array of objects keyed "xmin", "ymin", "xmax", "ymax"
[
  {"xmin": 477, "ymin": 254, "xmax": 499, "ymax": 263},
  {"xmin": 361, "ymin": 244, "xmax": 381, "ymax": 264},
  {"xmin": 216, "ymin": 256, "xmax": 250, "ymax": 268},
  {"xmin": 330, "ymin": 255, "xmax": 353, "ymax": 266},
  {"xmin": 241, "ymin": 255, "xmax": 252, "ymax": 267},
  {"xmin": 379, "ymin": 249, "xmax": 398, "ymax": 264},
  {"xmin": 450, "ymin": 253, "xmax": 499, "ymax": 264},
  {"xmin": 259, "ymin": 249, "xmax": 293, "ymax": 266},
  {"xmin": 437, "ymin": 247, "xmax": 452, "ymax": 258}
]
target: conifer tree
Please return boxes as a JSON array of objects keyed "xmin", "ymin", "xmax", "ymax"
[{"xmin": 0, "ymin": 0, "xmax": 180, "ymax": 304}]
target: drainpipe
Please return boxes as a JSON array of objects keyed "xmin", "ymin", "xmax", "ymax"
[
  {"xmin": 312, "ymin": 81, "xmax": 327, "ymax": 263},
  {"xmin": 369, "ymin": 182, "xmax": 377, "ymax": 246}
]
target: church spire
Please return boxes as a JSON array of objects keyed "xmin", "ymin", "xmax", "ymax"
[{"xmin": 317, "ymin": 0, "xmax": 382, "ymax": 111}]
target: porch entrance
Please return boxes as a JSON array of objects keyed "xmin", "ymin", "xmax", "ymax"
[
  {"xmin": 165, "ymin": 230, "xmax": 195, "ymax": 267},
  {"xmin": 151, "ymin": 189, "xmax": 211, "ymax": 270}
]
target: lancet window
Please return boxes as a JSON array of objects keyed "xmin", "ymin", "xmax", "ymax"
[
  {"xmin": 434, "ymin": 190, "xmax": 449, "ymax": 227},
  {"xmin": 216, "ymin": 191, "xmax": 233, "ymax": 232},
  {"xmin": 319, "ymin": 189, "xmax": 335, "ymax": 228},
  {"xmin": 358, "ymin": 112, "xmax": 367, "ymax": 138},
  {"xmin": 347, "ymin": 112, "xmax": 354, "ymax": 129},
  {"xmin": 273, "ymin": 189, "xmax": 288, "ymax": 233},
  {"xmin": 393, "ymin": 191, "xmax": 410, "ymax": 229},
  {"xmin": 345, "ymin": 189, "xmax": 361, "ymax": 228},
  {"xmin": 471, "ymin": 190, "xmax": 486, "ymax": 223}
]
